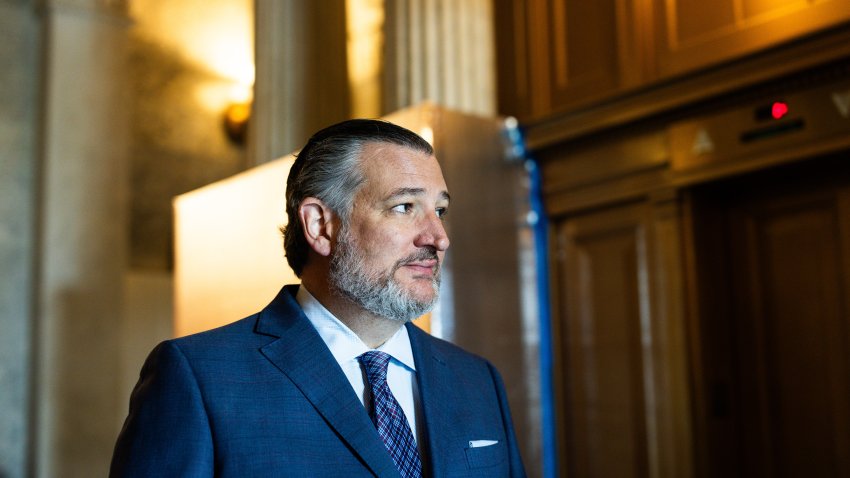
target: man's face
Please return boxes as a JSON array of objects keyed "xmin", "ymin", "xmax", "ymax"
[{"xmin": 328, "ymin": 142, "xmax": 450, "ymax": 322}]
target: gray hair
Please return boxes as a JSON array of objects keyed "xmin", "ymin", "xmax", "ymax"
[{"xmin": 282, "ymin": 119, "xmax": 434, "ymax": 276}]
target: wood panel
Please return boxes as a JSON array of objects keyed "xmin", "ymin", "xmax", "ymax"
[
  {"xmin": 494, "ymin": 0, "xmax": 536, "ymax": 119},
  {"xmin": 552, "ymin": 200, "xmax": 694, "ymax": 478},
  {"xmin": 496, "ymin": 0, "xmax": 850, "ymax": 125},
  {"xmin": 729, "ymin": 188, "xmax": 850, "ymax": 478},
  {"xmin": 494, "ymin": 0, "xmax": 649, "ymax": 120},
  {"xmin": 541, "ymin": 126, "xmax": 669, "ymax": 195},
  {"xmin": 653, "ymin": 0, "xmax": 850, "ymax": 78},
  {"xmin": 546, "ymin": 0, "xmax": 619, "ymax": 110},
  {"xmin": 646, "ymin": 195, "xmax": 695, "ymax": 478},
  {"xmin": 555, "ymin": 203, "xmax": 651, "ymax": 478}
]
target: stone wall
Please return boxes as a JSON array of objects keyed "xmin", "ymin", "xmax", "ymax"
[
  {"xmin": 35, "ymin": 3, "xmax": 130, "ymax": 476},
  {"xmin": 0, "ymin": 1, "xmax": 39, "ymax": 476}
]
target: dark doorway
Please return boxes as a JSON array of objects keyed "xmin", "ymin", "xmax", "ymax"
[{"xmin": 688, "ymin": 155, "xmax": 850, "ymax": 478}]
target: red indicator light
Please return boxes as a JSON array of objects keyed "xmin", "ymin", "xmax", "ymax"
[{"xmin": 771, "ymin": 101, "xmax": 789, "ymax": 120}]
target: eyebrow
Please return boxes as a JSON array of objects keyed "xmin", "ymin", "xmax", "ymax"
[{"xmin": 385, "ymin": 187, "xmax": 451, "ymax": 202}]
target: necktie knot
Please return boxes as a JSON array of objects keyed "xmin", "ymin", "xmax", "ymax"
[{"xmin": 358, "ymin": 350, "xmax": 391, "ymax": 385}]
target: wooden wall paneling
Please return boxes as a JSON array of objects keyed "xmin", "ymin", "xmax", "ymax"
[
  {"xmin": 493, "ymin": 0, "xmax": 552, "ymax": 122},
  {"xmin": 541, "ymin": 128, "xmax": 669, "ymax": 195},
  {"xmin": 494, "ymin": 0, "xmax": 533, "ymax": 119},
  {"xmin": 551, "ymin": 194, "xmax": 696, "ymax": 478},
  {"xmin": 679, "ymin": 192, "xmax": 709, "ymax": 478},
  {"xmin": 645, "ymin": 192, "xmax": 695, "ymax": 478},
  {"xmin": 836, "ymin": 187, "xmax": 850, "ymax": 478},
  {"xmin": 611, "ymin": 0, "xmax": 652, "ymax": 95},
  {"xmin": 631, "ymin": 0, "xmax": 657, "ymax": 87},
  {"xmin": 543, "ymin": 168, "xmax": 669, "ymax": 219},
  {"xmin": 538, "ymin": 125, "xmax": 670, "ymax": 217},
  {"xmin": 525, "ymin": 32, "xmax": 850, "ymax": 151},
  {"xmin": 727, "ymin": 184, "xmax": 850, "ymax": 477},
  {"xmin": 652, "ymin": 0, "xmax": 850, "ymax": 78},
  {"xmin": 546, "ymin": 0, "xmax": 621, "ymax": 111},
  {"xmin": 494, "ymin": 0, "xmax": 553, "ymax": 120},
  {"xmin": 495, "ymin": 0, "xmax": 651, "ymax": 121},
  {"xmin": 499, "ymin": 0, "xmax": 850, "ymax": 132},
  {"xmin": 554, "ymin": 203, "xmax": 651, "ymax": 478}
]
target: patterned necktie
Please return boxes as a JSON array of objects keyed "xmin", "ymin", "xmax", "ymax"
[{"xmin": 358, "ymin": 351, "xmax": 423, "ymax": 478}]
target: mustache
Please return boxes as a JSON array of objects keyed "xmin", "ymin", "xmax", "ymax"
[{"xmin": 397, "ymin": 248, "xmax": 439, "ymax": 267}]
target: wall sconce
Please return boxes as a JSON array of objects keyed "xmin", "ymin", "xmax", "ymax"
[
  {"xmin": 222, "ymin": 82, "xmax": 253, "ymax": 145},
  {"xmin": 223, "ymin": 100, "xmax": 251, "ymax": 145}
]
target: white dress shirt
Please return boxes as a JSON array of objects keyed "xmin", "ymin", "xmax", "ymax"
[{"xmin": 295, "ymin": 285, "xmax": 422, "ymax": 444}]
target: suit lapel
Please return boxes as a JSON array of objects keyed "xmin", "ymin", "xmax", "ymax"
[
  {"xmin": 255, "ymin": 286, "xmax": 400, "ymax": 478},
  {"xmin": 407, "ymin": 323, "xmax": 459, "ymax": 477}
]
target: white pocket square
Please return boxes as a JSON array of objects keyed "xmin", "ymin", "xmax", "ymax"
[{"xmin": 468, "ymin": 439, "xmax": 499, "ymax": 448}]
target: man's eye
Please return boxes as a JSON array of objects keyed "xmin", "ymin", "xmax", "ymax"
[
  {"xmin": 436, "ymin": 207, "xmax": 448, "ymax": 219},
  {"xmin": 391, "ymin": 203, "xmax": 413, "ymax": 213}
]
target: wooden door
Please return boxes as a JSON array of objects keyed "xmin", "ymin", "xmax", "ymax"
[
  {"xmin": 554, "ymin": 203, "xmax": 651, "ymax": 478},
  {"xmin": 689, "ymin": 161, "xmax": 850, "ymax": 477},
  {"xmin": 552, "ymin": 199, "xmax": 694, "ymax": 478}
]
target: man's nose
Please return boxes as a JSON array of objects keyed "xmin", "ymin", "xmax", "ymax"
[{"xmin": 414, "ymin": 212, "xmax": 450, "ymax": 251}]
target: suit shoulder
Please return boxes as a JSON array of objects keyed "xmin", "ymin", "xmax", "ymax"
[
  {"xmin": 168, "ymin": 313, "xmax": 262, "ymax": 352},
  {"xmin": 168, "ymin": 284, "xmax": 303, "ymax": 353}
]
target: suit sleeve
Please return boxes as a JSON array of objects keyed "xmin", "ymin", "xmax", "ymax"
[
  {"xmin": 487, "ymin": 361, "xmax": 528, "ymax": 478},
  {"xmin": 110, "ymin": 341, "xmax": 214, "ymax": 477}
]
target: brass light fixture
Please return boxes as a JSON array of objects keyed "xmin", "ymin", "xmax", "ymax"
[{"xmin": 223, "ymin": 99, "xmax": 251, "ymax": 144}]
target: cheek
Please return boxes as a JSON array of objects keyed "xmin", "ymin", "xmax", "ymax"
[
  {"xmin": 375, "ymin": 233, "xmax": 407, "ymax": 260},
  {"xmin": 351, "ymin": 227, "xmax": 395, "ymax": 260},
  {"xmin": 351, "ymin": 218, "xmax": 417, "ymax": 261},
  {"xmin": 357, "ymin": 223, "xmax": 406, "ymax": 247}
]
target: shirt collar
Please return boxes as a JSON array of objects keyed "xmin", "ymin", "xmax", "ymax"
[{"xmin": 296, "ymin": 285, "xmax": 416, "ymax": 371}]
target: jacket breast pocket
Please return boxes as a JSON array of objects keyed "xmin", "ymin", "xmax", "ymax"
[{"xmin": 464, "ymin": 441, "xmax": 506, "ymax": 469}]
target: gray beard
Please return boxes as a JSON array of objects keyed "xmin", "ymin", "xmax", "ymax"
[{"xmin": 328, "ymin": 227, "xmax": 441, "ymax": 322}]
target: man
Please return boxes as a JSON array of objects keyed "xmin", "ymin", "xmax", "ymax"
[{"xmin": 111, "ymin": 119, "xmax": 527, "ymax": 477}]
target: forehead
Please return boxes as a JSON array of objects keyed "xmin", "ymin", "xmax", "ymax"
[{"xmin": 357, "ymin": 142, "xmax": 446, "ymax": 194}]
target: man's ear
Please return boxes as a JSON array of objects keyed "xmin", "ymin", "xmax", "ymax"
[{"xmin": 298, "ymin": 197, "xmax": 337, "ymax": 257}]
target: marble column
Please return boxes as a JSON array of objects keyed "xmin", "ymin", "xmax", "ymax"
[
  {"xmin": 252, "ymin": 0, "xmax": 494, "ymax": 163},
  {"xmin": 383, "ymin": 0, "xmax": 496, "ymax": 116},
  {"xmin": 252, "ymin": 0, "xmax": 351, "ymax": 164},
  {"xmin": 34, "ymin": 1, "xmax": 130, "ymax": 476},
  {"xmin": 0, "ymin": 1, "xmax": 41, "ymax": 476}
]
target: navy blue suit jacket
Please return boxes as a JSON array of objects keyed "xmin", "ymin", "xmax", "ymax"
[{"xmin": 111, "ymin": 285, "xmax": 527, "ymax": 477}]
